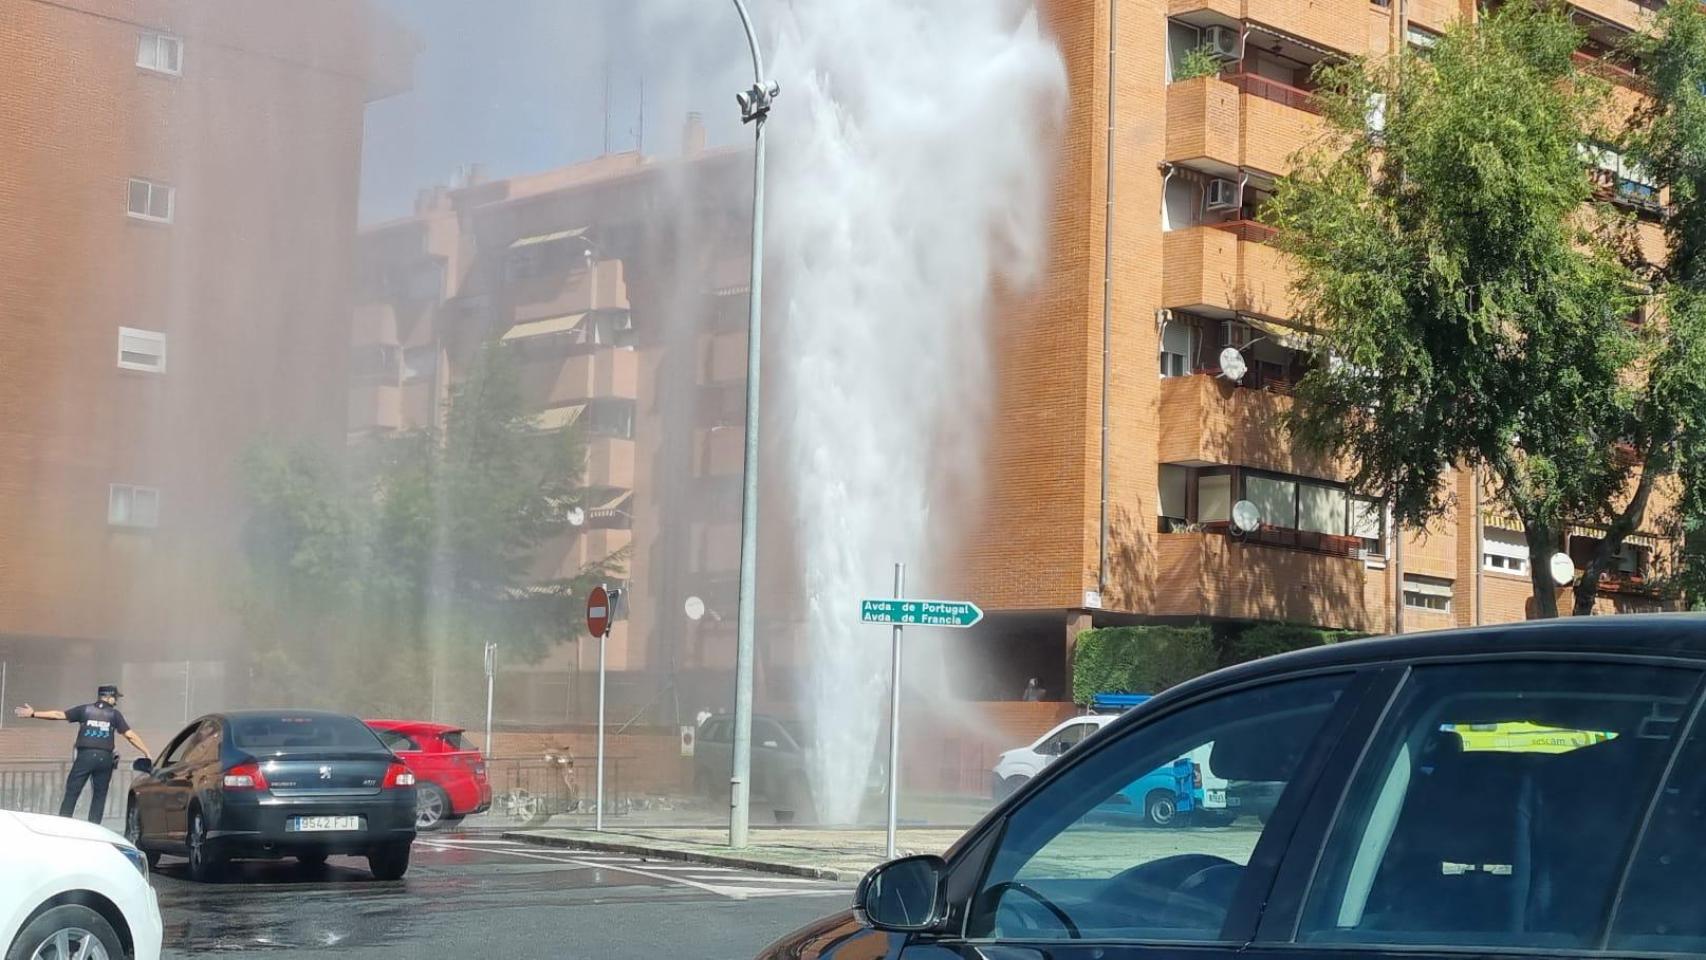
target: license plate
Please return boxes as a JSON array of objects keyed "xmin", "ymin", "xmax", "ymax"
[
  {"xmin": 288, "ymin": 816, "xmax": 362, "ymax": 832},
  {"xmin": 1206, "ymin": 789, "xmax": 1227, "ymax": 806}
]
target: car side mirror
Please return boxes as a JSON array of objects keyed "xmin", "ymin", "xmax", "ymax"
[
  {"xmin": 132, "ymin": 758, "xmax": 153, "ymax": 774},
  {"xmin": 856, "ymin": 855, "xmax": 947, "ymax": 932}
]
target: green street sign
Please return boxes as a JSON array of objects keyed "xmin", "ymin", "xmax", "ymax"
[{"xmin": 860, "ymin": 598, "xmax": 984, "ymax": 628}]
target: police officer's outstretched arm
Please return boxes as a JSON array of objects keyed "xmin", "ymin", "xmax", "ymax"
[
  {"xmin": 115, "ymin": 712, "xmax": 150, "ymax": 759},
  {"xmin": 13, "ymin": 703, "xmax": 68, "ymax": 721}
]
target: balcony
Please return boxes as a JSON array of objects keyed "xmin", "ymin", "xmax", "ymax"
[
  {"xmin": 534, "ymin": 528, "xmax": 633, "ymax": 582},
  {"xmin": 585, "ymin": 436, "xmax": 635, "ymax": 490},
  {"xmin": 702, "ymin": 331, "xmax": 747, "ymax": 384},
  {"xmin": 1163, "ymin": 222, "xmax": 1296, "ymax": 320},
  {"xmin": 695, "ymin": 426, "xmax": 744, "ymax": 477},
  {"xmin": 349, "ymin": 384, "xmax": 401, "ymax": 433},
  {"xmin": 519, "ymin": 349, "xmax": 638, "ymax": 408},
  {"xmin": 1166, "ymin": 75, "xmax": 1326, "ymax": 178},
  {"xmin": 1158, "ymin": 374, "xmax": 1340, "ymax": 479},
  {"xmin": 1170, "ymin": 0, "xmax": 1392, "ymax": 57},
  {"xmin": 1569, "ymin": 0, "xmax": 1661, "ymax": 33},
  {"xmin": 509, "ymin": 259, "xmax": 629, "ymax": 319},
  {"xmin": 1153, "ymin": 531, "xmax": 1383, "ymax": 632}
]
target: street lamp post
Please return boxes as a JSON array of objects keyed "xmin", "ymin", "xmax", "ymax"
[{"xmin": 727, "ymin": 0, "xmax": 778, "ymax": 850}]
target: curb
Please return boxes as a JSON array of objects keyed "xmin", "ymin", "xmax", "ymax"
[{"xmin": 500, "ymin": 831, "xmax": 864, "ymax": 882}]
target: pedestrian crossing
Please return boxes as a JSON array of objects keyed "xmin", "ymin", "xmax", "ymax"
[{"xmin": 414, "ymin": 837, "xmax": 851, "ymax": 901}]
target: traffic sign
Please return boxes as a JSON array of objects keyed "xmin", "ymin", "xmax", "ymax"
[
  {"xmin": 859, "ymin": 598, "xmax": 984, "ymax": 628},
  {"xmin": 586, "ymin": 584, "xmax": 611, "ymax": 638}
]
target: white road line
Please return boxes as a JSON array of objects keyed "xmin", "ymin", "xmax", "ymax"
[
  {"xmin": 430, "ymin": 838, "xmax": 521, "ymax": 845},
  {"xmin": 419, "ymin": 838, "xmax": 762, "ymax": 899},
  {"xmin": 686, "ymin": 875, "xmax": 823, "ymax": 884}
]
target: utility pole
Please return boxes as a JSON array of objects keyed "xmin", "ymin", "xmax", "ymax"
[{"xmin": 727, "ymin": 0, "xmax": 779, "ymax": 850}]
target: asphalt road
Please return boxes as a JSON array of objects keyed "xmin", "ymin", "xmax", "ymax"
[{"xmin": 153, "ymin": 834, "xmax": 853, "ymax": 960}]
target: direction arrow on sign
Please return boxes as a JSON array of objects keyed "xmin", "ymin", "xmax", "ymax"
[{"xmin": 859, "ymin": 598, "xmax": 984, "ymax": 628}]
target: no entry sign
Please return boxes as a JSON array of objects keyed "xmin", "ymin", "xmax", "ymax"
[{"xmin": 586, "ymin": 584, "xmax": 611, "ymax": 638}]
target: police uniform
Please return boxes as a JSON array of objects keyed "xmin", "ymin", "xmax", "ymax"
[{"xmin": 58, "ymin": 696, "xmax": 132, "ymax": 822}]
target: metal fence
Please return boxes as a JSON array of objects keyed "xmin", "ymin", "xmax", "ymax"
[{"xmin": 0, "ymin": 760, "xmax": 139, "ymax": 823}]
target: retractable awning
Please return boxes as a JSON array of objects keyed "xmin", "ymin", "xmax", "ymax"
[
  {"xmin": 531, "ymin": 404, "xmax": 586, "ymax": 431},
  {"xmin": 502, "ymin": 313, "xmax": 587, "ymax": 341},
  {"xmin": 509, "ymin": 227, "xmax": 588, "ymax": 249}
]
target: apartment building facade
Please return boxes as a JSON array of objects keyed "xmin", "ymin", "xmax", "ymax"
[
  {"xmin": 956, "ymin": 0, "xmax": 1676, "ymax": 696},
  {"xmin": 0, "ymin": 0, "xmax": 410, "ymax": 727}
]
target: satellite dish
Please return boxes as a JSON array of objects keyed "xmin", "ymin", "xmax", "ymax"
[
  {"xmin": 1231, "ymin": 500, "xmax": 1262, "ymax": 534},
  {"xmin": 566, "ymin": 506, "xmax": 586, "ymax": 528},
  {"xmin": 1219, "ymin": 347, "xmax": 1248, "ymax": 383},
  {"xmin": 684, "ymin": 596, "xmax": 706, "ymax": 622},
  {"xmin": 1550, "ymin": 552, "xmax": 1576, "ymax": 586}
]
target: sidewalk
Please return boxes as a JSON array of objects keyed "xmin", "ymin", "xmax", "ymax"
[{"xmin": 503, "ymin": 825, "xmax": 971, "ymax": 881}]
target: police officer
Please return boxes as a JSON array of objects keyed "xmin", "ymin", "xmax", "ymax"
[{"xmin": 13, "ymin": 685, "xmax": 152, "ymax": 823}]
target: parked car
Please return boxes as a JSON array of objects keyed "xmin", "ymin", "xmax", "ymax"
[
  {"xmin": 758, "ymin": 616, "xmax": 1706, "ymax": 958},
  {"xmin": 126, "ymin": 710, "xmax": 418, "ymax": 881},
  {"xmin": 366, "ymin": 720, "xmax": 491, "ymax": 831},
  {"xmin": 1, "ymin": 809, "xmax": 162, "ymax": 960},
  {"xmin": 694, "ymin": 713, "xmax": 885, "ymax": 823},
  {"xmin": 990, "ymin": 714, "xmax": 1115, "ymax": 800}
]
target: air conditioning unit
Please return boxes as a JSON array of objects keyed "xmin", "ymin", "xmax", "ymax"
[
  {"xmin": 1206, "ymin": 178, "xmax": 1239, "ymax": 211},
  {"xmin": 1204, "ymin": 24, "xmax": 1241, "ymax": 61}
]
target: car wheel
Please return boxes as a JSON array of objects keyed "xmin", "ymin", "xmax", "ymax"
[
  {"xmin": 415, "ymin": 783, "xmax": 451, "ymax": 832},
  {"xmin": 6, "ymin": 904, "xmax": 124, "ymax": 960},
  {"xmin": 187, "ymin": 808, "xmax": 225, "ymax": 882},
  {"xmin": 124, "ymin": 800, "xmax": 160, "ymax": 870},
  {"xmin": 994, "ymin": 775, "xmax": 1028, "ymax": 801},
  {"xmin": 1144, "ymin": 790, "xmax": 1178, "ymax": 828},
  {"xmin": 368, "ymin": 842, "xmax": 411, "ymax": 881}
]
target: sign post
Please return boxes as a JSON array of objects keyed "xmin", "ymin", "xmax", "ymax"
[
  {"xmin": 859, "ymin": 584, "xmax": 984, "ymax": 861},
  {"xmin": 482, "ymin": 643, "xmax": 497, "ymax": 760},
  {"xmin": 586, "ymin": 584, "xmax": 615, "ymax": 832}
]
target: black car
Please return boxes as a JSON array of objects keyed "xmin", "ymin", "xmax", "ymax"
[
  {"xmin": 125, "ymin": 710, "xmax": 417, "ymax": 881},
  {"xmin": 760, "ymin": 615, "xmax": 1706, "ymax": 958}
]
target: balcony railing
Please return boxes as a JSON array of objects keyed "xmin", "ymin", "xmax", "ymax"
[
  {"xmin": 1184, "ymin": 519, "xmax": 1365, "ymax": 558},
  {"xmin": 1589, "ymin": 168, "xmax": 1665, "ymax": 216},
  {"xmin": 1206, "ymin": 218, "xmax": 1279, "ymax": 244},
  {"xmin": 1224, "ymin": 72, "xmax": 1322, "ymax": 116},
  {"xmin": 1572, "ymin": 49, "xmax": 1643, "ymax": 87}
]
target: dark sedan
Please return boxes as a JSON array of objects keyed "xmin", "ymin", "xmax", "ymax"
[{"xmin": 125, "ymin": 710, "xmax": 417, "ymax": 881}]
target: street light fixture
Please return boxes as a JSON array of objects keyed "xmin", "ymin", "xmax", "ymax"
[{"xmin": 726, "ymin": 0, "xmax": 777, "ymax": 850}]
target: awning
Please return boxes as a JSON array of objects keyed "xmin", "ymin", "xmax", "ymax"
[
  {"xmin": 1245, "ymin": 22, "xmax": 1336, "ymax": 62},
  {"xmin": 1403, "ymin": 576, "xmax": 1454, "ymax": 598},
  {"xmin": 502, "ymin": 313, "xmax": 586, "ymax": 341},
  {"xmin": 532, "ymin": 404, "xmax": 586, "ymax": 431},
  {"xmin": 1241, "ymin": 314, "xmax": 1309, "ymax": 349},
  {"xmin": 1568, "ymin": 524, "xmax": 1666, "ymax": 551},
  {"xmin": 509, "ymin": 227, "xmax": 588, "ymax": 249}
]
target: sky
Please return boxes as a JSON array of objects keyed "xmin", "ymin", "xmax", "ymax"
[{"xmin": 359, "ymin": 0, "xmax": 749, "ymax": 224}]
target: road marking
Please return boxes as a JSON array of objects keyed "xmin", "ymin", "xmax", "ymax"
[
  {"xmin": 421, "ymin": 838, "xmax": 849, "ymax": 900},
  {"xmin": 687, "ymin": 875, "xmax": 822, "ymax": 884},
  {"xmin": 430, "ymin": 838, "xmax": 521, "ymax": 845}
]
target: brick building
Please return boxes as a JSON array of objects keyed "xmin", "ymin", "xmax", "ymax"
[{"xmin": 0, "ymin": 0, "xmax": 411, "ymax": 729}]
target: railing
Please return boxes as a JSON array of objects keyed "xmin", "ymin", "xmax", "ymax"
[
  {"xmin": 1572, "ymin": 49, "xmax": 1643, "ymax": 88},
  {"xmin": 0, "ymin": 761, "xmax": 140, "ymax": 823},
  {"xmin": 1589, "ymin": 169, "xmax": 1665, "ymax": 216},
  {"xmin": 1198, "ymin": 520, "xmax": 1365, "ymax": 558},
  {"xmin": 1206, "ymin": 218, "xmax": 1279, "ymax": 244},
  {"xmin": 1224, "ymin": 72, "xmax": 1322, "ymax": 116}
]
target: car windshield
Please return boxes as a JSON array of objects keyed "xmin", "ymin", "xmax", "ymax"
[{"xmin": 231, "ymin": 715, "xmax": 385, "ymax": 752}]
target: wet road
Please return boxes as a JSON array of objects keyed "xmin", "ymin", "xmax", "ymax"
[{"xmin": 154, "ymin": 834, "xmax": 852, "ymax": 959}]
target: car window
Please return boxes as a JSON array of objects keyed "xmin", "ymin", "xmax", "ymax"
[
  {"xmin": 1297, "ymin": 662, "xmax": 1698, "ymax": 951},
  {"xmin": 184, "ymin": 720, "xmax": 222, "ymax": 765},
  {"xmin": 754, "ymin": 718, "xmax": 789, "ymax": 748},
  {"xmin": 230, "ymin": 714, "xmax": 386, "ymax": 751},
  {"xmin": 158, "ymin": 726, "xmax": 200, "ymax": 767},
  {"xmin": 703, "ymin": 718, "xmax": 730, "ymax": 744},
  {"xmin": 1038, "ymin": 721, "xmax": 1098, "ymax": 756},
  {"xmin": 969, "ymin": 675, "xmax": 1350, "ymax": 942},
  {"xmin": 1608, "ymin": 708, "xmax": 1706, "ymax": 952},
  {"xmin": 442, "ymin": 731, "xmax": 474, "ymax": 751},
  {"xmin": 376, "ymin": 729, "xmax": 421, "ymax": 752}
]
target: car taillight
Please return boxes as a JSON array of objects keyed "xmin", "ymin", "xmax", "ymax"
[
  {"xmin": 383, "ymin": 763, "xmax": 416, "ymax": 788},
  {"xmin": 1193, "ymin": 763, "xmax": 1203, "ymax": 789},
  {"xmin": 223, "ymin": 762, "xmax": 268, "ymax": 791}
]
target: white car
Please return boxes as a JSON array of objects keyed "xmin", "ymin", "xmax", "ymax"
[
  {"xmin": 0, "ymin": 810, "xmax": 162, "ymax": 960},
  {"xmin": 991, "ymin": 714, "xmax": 1231, "ymax": 822}
]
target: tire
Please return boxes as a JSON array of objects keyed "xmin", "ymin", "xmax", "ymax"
[
  {"xmin": 5, "ymin": 904, "xmax": 124, "ymax": 960},
  {"xmin": 414, "ymin": 783, "xmax": 451, "ymax": 832},
  {"xmin": 1144, "ymin": 790, "xmax": 1178, "ymax": 828},
  {"xmin": 296, "ymin": 851, "xmax": 328, "ymax": 869},
  {"xmin": 187, "ymin": 807, "xmax": 225, "ymax": 882},
  {"xmin": 368, "ymin": 842, "xmax": 411, "ymax": 881},
  {"xmin": 124, "ymin": 799, "xmax": 160, "ymax": 870}
]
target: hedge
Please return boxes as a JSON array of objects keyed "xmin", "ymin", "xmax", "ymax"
[{"xmin": 1072, "ymin": 622, "xmax": 1363, "ymax": 705}]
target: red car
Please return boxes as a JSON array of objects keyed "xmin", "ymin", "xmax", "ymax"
[{"xmin": 365, "ymin": 720, "xmax": 491, "ymax": 831}]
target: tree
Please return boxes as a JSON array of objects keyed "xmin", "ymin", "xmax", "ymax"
[
  {"xmin": 1267, "ymin": 0, "xmax": 1641, "ymax": 618},
  {"xmin": 238, "ymin": 344, "xmax": 625, "ymax": 714}
]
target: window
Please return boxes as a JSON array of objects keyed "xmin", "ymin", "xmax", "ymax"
[
  {"xmin": 158, "ymin": 727, "xmax": 199, "ymax": 767},
  {"xmin": 1580, "ymin": 142, "xmax": 1659, "ymax": 203},
  {"xmin": 184, "ymin": 720, "xmax": 221, "ymax": 765},
  {"xmin": 1610, "ymin": 709, "xmax": 1706, "ymax": 952},
  {"xmin": 586, "ymin": 399, "xmax": 635, "ymax": 439},
  {"xmin": 1406, "ymin": 25, "xmax": 1440, "ymax": 53},
  {"xmin": 229, "ymin": 714, "xmax": 386, "ymax": 750},
  {"xmin": 1299, "ymin": 662, "xmax": 1698, "ymax": 951},
  {"xmin": 1159, "ymin": 464, "xmax": 1189, "ymax": 529},
  {"xmin": 1247, "ymin": 474, "xmax": 1298, "ymax": 529},
  {"xmin": 970, "ymin": 675, "xmax": 1348, "ymax": 941},
  {"xmin": 442, "ymin": 731, "xmax": 475, "ymax": 752},
  {"xmin": 1163, "ymin": 176, "xmax": 1200, "ymax": 232},
  {"xmin": 1159, "ymin": 319, "xmax": 1196, "ymax": 377},
  {"xmin": 1166, "ymin": 21, "xmax": 1202, "ymax": 83},
  {"xmin": 136, "ymin": 32, "xmax": 182, "ymax": 75},
  {"xmin": 1351, "ymin": 496, "xmax": 1385, "ymax": 555},
  {"xmin": 401, "ymin": 345, "xmax": 436, "ymax": 382},
  {"xmin": 116, "ymin": 327, "xmax": 165, "ymax": 372},
  {"xmin": 1402, "ymin": 574, "xmax": 1452, "ymax": 612},
  {"xmin": 1037, "ymin": 721, "xmax": 1099, "ymax": 758},
  {"xmin": 126, "ymin": 178, "xmax": 174, "ymax": 223},
  {"xmin": 1198, "ymin": 472, "xmax": 1232, "ymax": 524},
  {"xmin": 1298, "ymin": 482, "xmax": 1348, "ymax": 535},
  {"xmin": 507, "ymin": 246, "xmax": 546, "ymax": 280},
  {"xmin": 108, "ymin": 484, "xmax": 160, "ymax": 528},
  {"xmin": 375, "ymin": 729, "xmax": 420, "ymax": 752},
  {"xmin": 1483, "ymin": 527, "xmax": 1529, "ymax": 574}
]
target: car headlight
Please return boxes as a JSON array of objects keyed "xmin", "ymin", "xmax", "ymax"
[{"xmin": 113, "ymin": 842, "xmax": 148, "ymax": 877}]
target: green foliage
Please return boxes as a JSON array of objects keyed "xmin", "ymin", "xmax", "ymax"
[
  {"xmin": 237, "ymin": 344, "xmax": 625, "ymax": 714},
  {"xmin": 1268, "ymin": 0, "xmax": 1642, "ymax": 617},
  {"xmin": 1071, "ymin": 626, "xmax": 1217, "ymax": 704},
  {"xmin": 1224, "ymin": 623, "xmax": 1359, "ymax": 665},
  {"xmin": 1172, "ymin": 46, "xmax": 1224, "ymax": 83}
]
